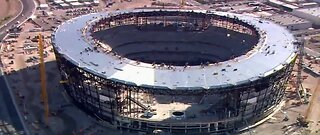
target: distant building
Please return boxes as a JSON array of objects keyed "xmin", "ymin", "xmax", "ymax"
[
  {"xmin": 267, "ymin": 0, "xmax": 299, "ymax": 12},
  {"xmin": 83, "ymin": 2, "xmax": 92, "ymax": 6},
  {"xmin": 64, "ymin": 0, "xmax": 78, "ymax": 3},
  {"xmin": 300, "ymin": 2, "xmax": 318, "ymax": 8},
  {"xmin": 311, "ymin": 0, "xmax": 320, "ymax": 3},
  {"xmin": 93, "ymin": 0, "xmax": 99, "ymax": 6},
  {"xmin": 54, "ymin": 0, "xmax": 99, "ymax": 9},
  {"xmin": 70, "ymin": 2, "xmax": 84, "ymax": 8},
  {"xmin": 293, "ymin": 7, "xmax": 320, "ymax": 26},
  {"xmin": 265, "ymin": 14, "xmax": 312, "ymax": 30},
  {"xmin": 59, "ymin": 3, "xmax": 70, "ymax": 9},
  {"xmin": 53, "ymin": 0, "xmax": 64, "ymax": 5},
  {"xmin": 38, "ymin": 4, "xmax": 49, "ymax": 10}
]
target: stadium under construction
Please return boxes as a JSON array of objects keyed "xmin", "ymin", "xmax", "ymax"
[{"xmin": 51, "ymin": 9, "xmax": 297, "ymax": 134}]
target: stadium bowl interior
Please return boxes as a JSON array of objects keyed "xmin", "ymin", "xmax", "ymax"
[{"xmin": 92, "ymin": 24, "xmax": 258, "ymax": 66}]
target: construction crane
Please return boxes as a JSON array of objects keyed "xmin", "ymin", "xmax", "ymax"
[
  {"xmin": 38, "ymin": 33, "xmax": 49, "ymax": 124},
  {"xmin": 295, "ymin": 38, "xmax": 308, "ymax": 103},
  {"xmin": 180, "ymin": 0, "xmax": 185, "ymax": 9}
]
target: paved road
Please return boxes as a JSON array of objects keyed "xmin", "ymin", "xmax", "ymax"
[
  {"xmin": 0, "ymin": 76, "xmax": 24, "ymax": 132},
  {"xmin": 0, "ymin": 0, "xmax": 36, "ymax": 39},
  {"xmin": 0, "ymin": 0, "xmax": 36, "ymax": 134}
]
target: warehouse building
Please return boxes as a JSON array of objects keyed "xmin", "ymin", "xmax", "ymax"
[
  {"xmin": 267, "ymin": 0, "xmax": 299, "ymax": 12},
  {"xmin": 293, "ymin": 7, "xmax": 320, "ymax": 26},
  {"xmin": 266, "ymin": 14, "xmax": 312, "ymax": 30}
]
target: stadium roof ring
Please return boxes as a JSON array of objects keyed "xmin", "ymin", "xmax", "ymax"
[{"xmin": 52, "ymin": 9, "xmax": 297, "ymax": 90}]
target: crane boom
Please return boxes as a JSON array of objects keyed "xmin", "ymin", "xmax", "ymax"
[
  {"xmin": 38, "ymin": 33, "xmax": 49, "ymax": 124},
  {"xmin": 180, "ymin": 0, "xmax": 185, "ymax": 9}
]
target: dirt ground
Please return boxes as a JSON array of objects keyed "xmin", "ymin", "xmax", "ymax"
[
  {"xmin": 106, "ymin": 0, "xmax": 199, "ymax": 10},
  {"xmin": 239, "ymin": 62, "xmax": 320, "ymax": 135},
  {"xmin": 306, "ymin": 79, "xmax": 320, "ymax": 134},
  {"xmin": 0, "ymin": 0, "xmax": 21, "ymax": 25},
  {"xmin": 107, "ymin": 0, "xmax": 153, "ymax": 10}
]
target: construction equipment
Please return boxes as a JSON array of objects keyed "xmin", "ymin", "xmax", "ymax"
[
  {"xmin": 38, "ymin": 33, "xmax": 49, "ymax": 124},
  {"xmin": 295, "ymin": 38, "xmax": 308, "ymax": 103},
  {"xmin": 180, "ymin": 0, "xmax": 185, "ymax": 9},
  {"xmin": 297, "ymin": 114, "xmax": 308, "ymax": 127},
  {"xmin": 59, "ymin": 80, "xmax": 68, "ymax": 84}
]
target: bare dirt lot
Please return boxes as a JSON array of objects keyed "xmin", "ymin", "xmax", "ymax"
[{"xmin": 0, "ymin": 0, "xmax": 21, "ymax": 25}]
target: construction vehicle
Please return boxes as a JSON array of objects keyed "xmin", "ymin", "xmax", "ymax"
[{"xmin": 297, "ymin": 114, "xmax": 308, "ymax": 127}]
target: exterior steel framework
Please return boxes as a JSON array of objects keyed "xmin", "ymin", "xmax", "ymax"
[{"xmin": 53, "ymin": 11, "xmax": 296, "ymax": 134}]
